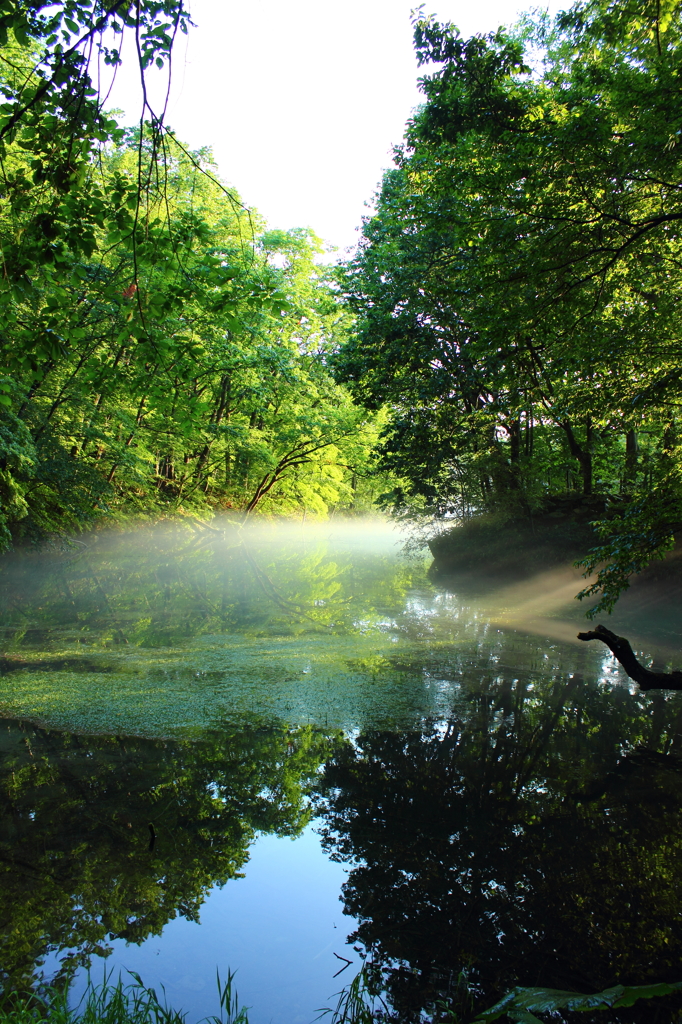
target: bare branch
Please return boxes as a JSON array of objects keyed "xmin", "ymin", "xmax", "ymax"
[{"xmin": 577, "ymin": 624, "xmax": 682, "ymax": 690}]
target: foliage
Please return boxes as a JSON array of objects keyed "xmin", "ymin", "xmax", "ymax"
[
  {"xmin": 335, "ymin": 0, "xmax": 682, "ymax": 611},
  {"xmin": 0, "ymin": 1, "xmax": 386, "ymax": 545},
  {"xmin": 0, "ymin": 122, "xmax": 379, "ymax": 535},
  {"xmin": 474, "ymin": 980, "xmax": 682, "ymax": 1022},
  {"xmin": 324, "ymin": 975, "xmax": 682, "ymax": 1024}
]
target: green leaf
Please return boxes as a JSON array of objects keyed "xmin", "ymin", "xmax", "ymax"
[
  {"xmin": 613, "ymin": 981, "xmax": 682, "ymax": 1007},
  {"xmin": 475, "ymin": 982, "xmax": 682, "ymax": 1021},
  {"xmin": 12, "ymin": 22, "xmax": 29, "ymax": 47}
]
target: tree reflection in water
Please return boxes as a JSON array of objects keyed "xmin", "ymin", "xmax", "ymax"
[
  {"xmin": 0, "ymin": 718, "xmax": 331, "ymax": 996},
  {"xmin": 320, "ymin": 674, "xmax": 682, "ymax": 1023}
]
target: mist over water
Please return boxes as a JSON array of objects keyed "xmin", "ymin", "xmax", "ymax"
[{"xmin": 0, "ymin": 515, "xmax": 670, "ymax": 736}]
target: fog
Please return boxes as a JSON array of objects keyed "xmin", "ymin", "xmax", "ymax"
[{"xmin": 0, "ymin": 516, "xmax": 680, "ymax": 736}]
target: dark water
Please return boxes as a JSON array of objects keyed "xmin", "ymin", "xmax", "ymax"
[{"xmin": 1, "ymin": 519, "xmax": 682, "ymax": 1022}]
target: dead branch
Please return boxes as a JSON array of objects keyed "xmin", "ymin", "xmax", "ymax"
[{"xmin": 577, "ymin": 624, "xmax": 682, "ymax": 690}]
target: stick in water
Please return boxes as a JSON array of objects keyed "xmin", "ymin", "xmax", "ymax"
[{"xmin": 577, "ymin": 624, "xmax": 682, "ymax": 690}]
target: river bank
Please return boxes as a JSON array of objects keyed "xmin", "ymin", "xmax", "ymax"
[
  {"xmin": 428, "ymin": 498, "xmax": 604, "ymax": 578},
  {"xmin": 427, "ymin": 500, "xmax": 682, "ymax": 647}
]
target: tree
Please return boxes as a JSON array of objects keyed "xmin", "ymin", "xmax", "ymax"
[
  {"xmin": 335, "ymin": 0, "xmax": 682, "ymax": 613},
  {"xmin": 0, "ymin": 3, "xmax": 383, "ymax": 543}
]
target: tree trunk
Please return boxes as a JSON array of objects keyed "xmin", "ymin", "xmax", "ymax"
[
  {"xmin": 561, "ymin": 419, "xmax": 592, "ymax": 496},
  {"xmin": 509, "ymin": 418, "xmax": 521, "ymax": 466},
  {"xmin": 624, "ymin": 429, "xmax": 638, "ymax": 489},
  {"xmin": 195, "ymin": 375, "xmax": 231, "ymax": 483}
]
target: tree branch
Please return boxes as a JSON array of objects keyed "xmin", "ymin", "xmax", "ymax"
[
  {"xmin": 577, "ymin": 624, "xmax": 682, "ymax": 690},
  {"xmin": 0, "ymin": 0, "xmax": 130, "ymax": 143}
]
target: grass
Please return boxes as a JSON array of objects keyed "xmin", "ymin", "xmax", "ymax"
[{"xmin": 0, "ymin": 971, "xmax": 249, "ymax": 1024}]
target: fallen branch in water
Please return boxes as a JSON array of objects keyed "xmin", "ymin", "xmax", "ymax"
[{"xmin": 577, "ymin": 624, "xmax": 682, "ymax": 690}]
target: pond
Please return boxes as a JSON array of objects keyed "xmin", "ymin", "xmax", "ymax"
[{"xmin": 1, "ymin": 518, "xmax": 682, "ymax": 1023}]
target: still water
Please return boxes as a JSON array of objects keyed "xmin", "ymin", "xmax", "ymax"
[{"xmin": 1, "ymin": 518, "xmax": 682, "ymax": 1022}]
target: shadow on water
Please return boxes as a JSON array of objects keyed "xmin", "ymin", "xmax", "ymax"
[
  {"xmin": 320, "ymin": 679, "xmax": 682, "ymax": 1023},
  {"xmin": 2, "ymin": 520, "xmax": 682, "ymax": 1020}
]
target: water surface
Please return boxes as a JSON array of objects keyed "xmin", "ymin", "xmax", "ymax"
[{"xmin": 1, "ymin": 519, "xmax": 682, "ymax": 1022}]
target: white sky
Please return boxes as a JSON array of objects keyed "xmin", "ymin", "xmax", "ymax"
[{"xmin": 105, "ymin": 0, "xmax": 567, "ymax": 254}]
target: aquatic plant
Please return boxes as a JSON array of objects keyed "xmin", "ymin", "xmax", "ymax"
[
  {"xmin": 317, "ymin": 965, "xmax": 385, "ymax": 1024},
  {"xmin": 0, "ymin": 970, "xmax": 249, "ymax": 1024},
  {"xmin": 474, "ymin": 980, "xmax": 682, "ymax": 1022},
  {"xmin": 321, "ymin": 973, "xmax": 682, "ymax": 1023}
]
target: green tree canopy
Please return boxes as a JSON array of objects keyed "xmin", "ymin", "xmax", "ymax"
[
  {"xmin": 0, "ymin": 1, "xmax": 387, "ymax": 544},
  {"xmin": 335, "ymin": 0, "xmax": 682, "ymax": 612}
]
